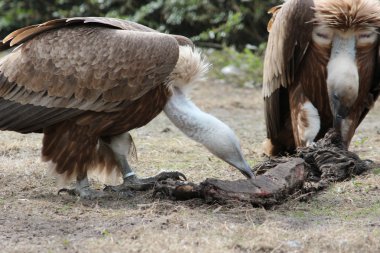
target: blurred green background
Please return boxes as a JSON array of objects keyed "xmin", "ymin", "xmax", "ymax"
[{"xmin": 0, "ymin": 0, "xmax": 282, "ymax": 86}]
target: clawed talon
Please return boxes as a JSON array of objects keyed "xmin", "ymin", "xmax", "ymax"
[
  {"xmin": 154, "ymin": 171, "xmax": 187, "ymax": 181},
  {"xmin": 152, "ymin": 172, "xmax": 187, "ymax": 194},
  {"xmin": 153, "ymin": 183, "xmax": 172, "ymax": 198},
  {"xmin": 153, "ymin": 180, "xmax": 200, "ymax": 200},
  {"xmin": 307, "ymin": 141, "xmax": 318, "ymax": 149},
  {"xmin": 58, "ymin": 171, "xmax": 187, "ymax": 199},
  {"xmin": 103, "ymin": 171, "xmax": 187, "ymax": 193},
  {"xmin": 363, "ymin": 159, "xmax": 374, "ymax": 165},
  {"xmin": 152, "ymin": 179, "xmax": 180, "ymax": 198},
  {"xmin": 58, "ymin": 188, "xmax": 78, "ymax": 196}
]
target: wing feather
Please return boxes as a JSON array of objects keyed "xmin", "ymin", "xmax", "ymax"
[
  {"xmin": 0, "ymin": 18, "xmax": 192, "ymax": 113},
  {"xmin": 2, "ymin": 25, "xmax": 39, "ymax": 44},
  {"xmin": 1, "ymin": 17, "xmax": 158, "ymax": 49},
  {"xmin": 263, "ymin": 0, "xmax": 314, "ymax": 97},
  {"xmin": 358, "ymin": 43, "xmax": 380, "ymax": 125},
  {"xmin": 0, "ymin": 98, "xmax": 83, "ymax": 133},
  {"xmin": 9, "ymin": 24, "xmax": 61, "ymax": 47},
  {"xmin": 263, "ymin": 0, "xmax": 315, "ymax": 140}
]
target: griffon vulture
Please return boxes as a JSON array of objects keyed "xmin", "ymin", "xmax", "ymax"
[
  {"xmin": 0, "ymin": 17, "xmax": 253, "ymax": 198},
  {"xmin": 263, "ymin": 0, "xmax": 380, "ymax": 156}
]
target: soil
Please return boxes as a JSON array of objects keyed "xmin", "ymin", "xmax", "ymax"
[{"xmin": 1, "ymin": 78, "xmax": 380, "ymax": 253}]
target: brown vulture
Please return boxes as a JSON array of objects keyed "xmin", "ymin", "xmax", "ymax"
[
  {"xmin": 263, "ymin": 0, "xmax": 380, "ymax": 156},
  {"xmin": 0, "ymin": 17, "xmax": 253, "ymax": 198}
]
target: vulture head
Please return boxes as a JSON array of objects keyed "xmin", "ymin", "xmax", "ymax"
[
  {"xmin": 313, "ymin": 0, "xmax": 380, "ymax": 137},
  {"xmin": 263, "ymin": 0, "xmax": 380, "ymax": 156}
]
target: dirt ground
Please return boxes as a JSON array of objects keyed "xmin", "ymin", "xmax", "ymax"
[{"xmin": 0, "ymin": 76, "xmax": 379, "ymax": 253}]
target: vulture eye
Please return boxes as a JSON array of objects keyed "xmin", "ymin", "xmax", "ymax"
[
  {"xmin": 312, "ymin": 26, "xmax": 333, "ymax": 45},
  {"xmin": 356, "ymin": 31, "xmax": 378, "ymax": 46},
  {"xmin": 316, "ymin": 32, "xmax": 330, "ymax": 39},
  {"xmin": 359, "ymin": 33, "xmax": 372, "ymax": 39}
]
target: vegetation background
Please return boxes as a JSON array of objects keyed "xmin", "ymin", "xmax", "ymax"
[
  {"xmin": 0, "ymin": 0, "xmax": 282, "ymax": 85},
  {"xmin": 0, "ymin": 0, "xmax": 280, "ymax": 48}
]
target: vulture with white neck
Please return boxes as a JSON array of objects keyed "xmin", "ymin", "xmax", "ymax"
[
  {"xmin": 263, "ymin": 0, "xmax": 380, "ymax": 156},
  {"xmin": 0, "ymin": 17, "xmax": 253, "ymax": 198}
]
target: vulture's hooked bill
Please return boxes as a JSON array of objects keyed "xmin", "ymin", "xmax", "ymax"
[
  {"xmin": 263, "ymin": 0, "xmax": 380, "ymax": 156},
  {"xmin": 0, "ymin": 17, "xmax": 253, "ymax": 198}
]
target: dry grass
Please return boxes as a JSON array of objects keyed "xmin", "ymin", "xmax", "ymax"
[{"xmin": 0, "ymin": 77, "xmax": 380, "ymax": 253}]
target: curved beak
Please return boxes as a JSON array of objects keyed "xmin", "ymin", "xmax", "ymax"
[
  {"xmin": 236, "ymin": 160, "xmax": 254, "ymax": 179},
  {"xmin": 331, "ymin": 94, "xmax": 349, "ymax": 133}
]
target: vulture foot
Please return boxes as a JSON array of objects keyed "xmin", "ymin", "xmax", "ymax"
[
  {"xmin": 153, "ymin": 180, "xmax": 200, "ymax": 200},
  {"xmin": 363, "ymin": 159, "xmax": 374, "ymax": 166},
  {"xmin": 104, "ymin": 171, "xmax": 187, "ymax": 192},
  {"xmin": 307, "ymin": 141, "xmax": 317, "ymax": 148},
  {"xmin": 58, "ymin": 187, "xmax": 109, "ymax": 200}
]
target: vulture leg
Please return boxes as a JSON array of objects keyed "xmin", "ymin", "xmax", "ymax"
[
  {"xmin": 103, "ymin": 133, "xmax": 186, "ymax": 193},
  {"xmin": 289, "ymin": 86, "xmax": 321, "ymax": 148},
  {"xmin": 58, "ymin": 174, "xmax": 108, "ymax": 199},
  {"xmin": 340, "ymin": 113, "xmax": 360, "ymax": 148}
]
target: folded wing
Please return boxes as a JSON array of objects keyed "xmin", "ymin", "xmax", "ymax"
[{"xmin": 0, "ymin": 18, "xmax": 192, "ymax": 132}]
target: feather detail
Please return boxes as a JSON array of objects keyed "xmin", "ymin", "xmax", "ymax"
[
  {"xmin": 166, "ymin": 46, "xmax": 210, "ymax": 95},
  {"xmin": 3, "ymin": 25, "xmax": 39, "ymax": 44},
  {"xmin": 9, "ymin": 22, "xmax": 66, "ymax": 47},
  {"xmin": 267, "ymin": 5, "xmax": 283, "ymax": 32},
  {"xmin": 313, "ymin": 0, "xmax": 380, "ymax": 30}
]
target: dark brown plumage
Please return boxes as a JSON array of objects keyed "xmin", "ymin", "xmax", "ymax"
[{"xmin": 263, "ymin": 0, "xmax": 380, "ymax": 156}]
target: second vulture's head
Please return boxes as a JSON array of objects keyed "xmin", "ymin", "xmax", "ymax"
[{"xmin": 312, "ymin": 0, "xmax": 380, "ymax": 137}]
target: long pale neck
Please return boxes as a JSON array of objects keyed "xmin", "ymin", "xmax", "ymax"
[
  {"xmin": 163, "ymin": 87, "xmax": 253, "ymax": 178},
  {"xmin": 164, "ymin": 88, "xmax": 228, "ymax": 145}
]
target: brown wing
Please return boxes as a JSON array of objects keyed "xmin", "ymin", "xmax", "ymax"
[
  {"xmin": 357, "ymin": 43, "xmax": 380, "ymax": 126},
  {"xmin": 263, "ymin": 0, "xmax": 315, "ymax": 140},
  {"xmin": 0, "ymin": 17, "xmax": 193, "ymax": 49},
  {"xmin": 0, "ymin": 17, "xmax": 195, "ymax": 112},
  {"xmin": 0, "ymin": 17, "xmax": 193, "ymax": 132},
  {"xmin": 1, "ymin": 17, "xmax": 156, "ymax": 48}
]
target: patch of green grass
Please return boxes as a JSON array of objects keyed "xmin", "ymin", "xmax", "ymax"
[
  {"xmin": 372, "ymin": 167, "xmax": 380, "ymax": 175},
  {"xmin": 101, "ymin": 229, "xmax": 111, "ymax": 237},
  {"xmin": 247, "ymin": 158, "xmax": 260, "ymax": 168},
  {"xmin": 353, "ymin": 136, "xmax": 369, "ymax": 147},
  {"xmin": 56, "ymin": 204, "xmax": 73, "ymax": 213},
  {"xmin": 291, "ymin": 210, "xmax": 307, "ymax": 218},
  {"xmin": 205, "ymin": 46, "xmax": 264, "ymax": 88},
  {"xmin": 350, "ymin": 179, "xmax": 375, "ymax": 193},
  {"xmin": 372, "ymin": 228, "xmax": 380, "ymax": 237},
  {"xmin": 309, "ymin": 205, "xmax": 338, "ymax": 217},
  {"xmin": 62, "ymin": 239, "xmax": 71, "ymax": 247},
  {"xmin": 343, "ymin": 202, "xmax": 380, "ymax": 220},
  {"xmin": 352, "ymin": 180, "xmax": 364, "ymax": 188},
  {"xmin": 290, "ymin": 192, "xmax": 380, "ymax": 222}
]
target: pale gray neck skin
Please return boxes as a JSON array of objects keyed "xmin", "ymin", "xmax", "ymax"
[
  {"xmin": 164, "ymin": 87, "xmax": 253, "ymax": 178},
  {"xmin": 330, "ymin": 35, "xmax": 356, "ymax": 59},
  {"xmin": 327, "ymin": 34, "xmax": 358, "ymax": 106},
  {"xmin": 326, "ymin": 34, "xmax": 358, "ymax": 142}
]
